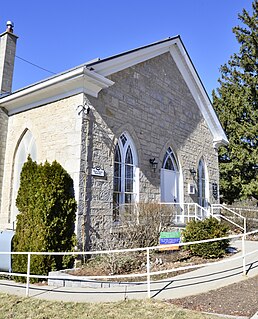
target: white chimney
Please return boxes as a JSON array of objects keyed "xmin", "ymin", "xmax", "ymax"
[{"xmin": 0, "ymin": 21, "xmax": 18, "ymax": 95}]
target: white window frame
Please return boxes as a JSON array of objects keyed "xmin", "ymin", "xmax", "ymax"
[
  {"xmin": 162, "ymin": 147, "xmax": 179, "ymax": 172},
  {"xmin": 113, "ymin": 132, "xmax": 139, "ymax": 222}
]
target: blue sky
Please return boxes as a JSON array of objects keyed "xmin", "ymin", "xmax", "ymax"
[{"xmin": 1, "ymin": 0, "xmax": 253, "ymax": 97}]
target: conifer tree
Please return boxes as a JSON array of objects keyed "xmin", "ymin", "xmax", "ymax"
[
  {"xmin": 12, "ymin": 157, "xmax": 77, "ymax": 281},
  {"xmin": 213, "ymin": 1, "xmax": 258, "ymax": 203}
]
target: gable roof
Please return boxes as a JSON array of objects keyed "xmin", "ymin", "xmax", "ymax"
[{"xmin": 0, "ymin": 36, "xmax": 228, "ymax": 147}]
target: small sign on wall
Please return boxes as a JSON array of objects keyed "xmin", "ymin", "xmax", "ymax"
[{"xmin": 92, "ymin": 166, "xmax": 105, "ymax": 177}]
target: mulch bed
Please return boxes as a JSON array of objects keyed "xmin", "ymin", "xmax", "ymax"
[
  {"xmin": 168, "ymin": 274, "xmax": 258, "ymax": 317},
  {"xmin": 70, "ymin": 250, "xmax": 227, "ymax": 279}
]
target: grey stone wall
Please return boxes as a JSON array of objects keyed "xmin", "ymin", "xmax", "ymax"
[
  {"xmin": 81, "ymin": 52, "xmax": 219, "ymax": 247},
  {"xmin": 0, "ymin": 108, "xmax": 8, "ymax": 211}
]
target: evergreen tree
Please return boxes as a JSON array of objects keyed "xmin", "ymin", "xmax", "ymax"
[
  {"xmin": 12, "ymin": 157, "xmax": 77, "ymax": 282},
  {"xmin": 213, "ymin": 1, "xmax": 258, "ymax": 203}
]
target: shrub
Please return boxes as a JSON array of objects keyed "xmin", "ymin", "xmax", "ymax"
[
  {"xmin": 91, "ymin": 202, "xmax": 177, "ymax": 274},
  {"xmin": 182, "ymin": 217, "xmax": 230, "ymax": 258},
  {"xmin": 97, "ymin": 202, "xmax": 176, "ymax": 250},
  {"xmin": 12, "ymin": 156, "xmax": 77, "ymax": 282},
  {"xmin": 119, "ymin": 202, "xmax": 177, "ymax": 248}
]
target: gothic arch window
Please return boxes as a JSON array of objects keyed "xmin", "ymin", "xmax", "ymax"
[
  {"xmin": 11, "ymin": 129, "xmax": 37, "ymax": 224},
  {"xmin": 198, "ymin": 158, "xmax": 207, "ymax": 208},
  {"xmin": 162, "ymin": 147, "xmax": 179, "ymax": 171},
  {"xmin": 113, "ymin": 132, "xmax": 138, "ymax": 222}
]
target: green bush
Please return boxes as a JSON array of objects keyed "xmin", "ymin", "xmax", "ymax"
[
  {"xmin": 182, "ymin": 217, "xmax": 230, "ymax": 258},
  {"xmin": 12, "ymin": 156, "xmax": 77, "ymax": 282}
]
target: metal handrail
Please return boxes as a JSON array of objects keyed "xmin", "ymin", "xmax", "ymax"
[
  {"xmin": 1, "ymin": 230, "xmax": 257, "ymax": 298},
  {"xmin": 112, "ymin": 202, "xmax": 246, "ymax": 233},
  {"xmin": 211, "ymin": 204, "xmax": 246, "ymax": 233}
]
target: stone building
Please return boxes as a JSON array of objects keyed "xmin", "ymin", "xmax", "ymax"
[{"xmin": 0, "ymin": 23, "xmax": 228, "ymax": 248}]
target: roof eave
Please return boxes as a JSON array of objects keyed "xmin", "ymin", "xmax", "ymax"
[
  {"xmin": 169, "ymin": 40, "xmax": 228, "ymax": 146},
  {"xmin": 90, "ymin": 37, "xmax": 180, "ymax": 76},
  {"xmin": 0, "ymin": 67, "xmax": 114, "ymax": 115},
  {"xmin": 213, "ymin": 138, "xmax": 229, "ymax": 149}
]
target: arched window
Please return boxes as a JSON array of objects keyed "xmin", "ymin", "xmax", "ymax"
[
  {"xmin": 113, "ymin": 133, "xmax": 138, "ymax": 222},
  {"xmin": 162, "ymin": 147, "xmax": 179, "ymax": 171},
  {"xmin": 161, "ymin": 147, "xmax": 180, "ymax": 203},
  {"xmin": 11, "ymin": 130, "xmax": 37, "ymax": 224},
  {"xmin": 198, "ymin": 158, "xmax": 207, "ymax": 207}
]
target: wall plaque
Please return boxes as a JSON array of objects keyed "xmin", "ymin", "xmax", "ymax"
[{"xmin": 92, "ymin": 166, "xmax": 105, "ymax": 177}]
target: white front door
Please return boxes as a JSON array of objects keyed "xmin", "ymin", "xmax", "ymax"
[{"xmin": 161, "ymin": 168, "xmax": 179, "ymax": 203}]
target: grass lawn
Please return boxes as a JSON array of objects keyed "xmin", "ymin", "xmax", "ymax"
[{"xmin": 0, "ymin": 293, "xmax": 224, "ymax": 319}]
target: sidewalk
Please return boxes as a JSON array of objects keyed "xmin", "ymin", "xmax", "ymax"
[{"xmin": 0, "ymin": 240, "xmax": 258, "ymax": 303}]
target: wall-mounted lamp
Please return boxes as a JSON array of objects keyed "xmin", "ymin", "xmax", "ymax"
[
  {"xmin": 77, "ymin": 104, "xmax": 90, "ymax": 116},
  {"xmin": 189, "ymin": 168, "xmax": 197, "ymax": 176},
  {"xmin": 149, "ymin": 158, "xmax": 158, "ymax": 172}
]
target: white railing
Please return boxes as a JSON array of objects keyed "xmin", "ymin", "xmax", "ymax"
[
  {"xmin": 233, "ymin": 207, "xmax": 258, "ymax": 213},
  {"xmin": 0, "ymin": 230, "xmax": 257, "ymax": 298},
  {"xmin": 182, "ymin": 202, "xmax": 210, "ymax": 222},
  {"xmin": 159, "ymin": 202, "xmax": 211, "ymax": 223},
  {"xmin": 121, "ymin": 202, "xmax": 210, "ymax": 221},
  {"xmin": 115, "ymin": 202, "xmax": 204, "ymax": 226},
  {"xmin": 161, "ymin": 203, "xmax": 246, "ymax": 233},
  {"xmin": 114, "ymin": 202, "xmax": 246, "ymax": 233},
  {"xmin": 211, "ymin": 204, "xmax": 247, "ymax": 233}
]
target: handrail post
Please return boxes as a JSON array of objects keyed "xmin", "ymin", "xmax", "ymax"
[
  {"xmin": 242, "ymin": 235, "xmax": 246, "ymax": 276},
  {"xmin": 244, "ymin": 218, "xmax": 247, "ymax": 236},
  {"xmin": 26, "ymin": 252, "xmax": 31, "ymax": 297},
  {"xmin": 146, "ymin": 247, "xmax": 151, "ymax": 298}
]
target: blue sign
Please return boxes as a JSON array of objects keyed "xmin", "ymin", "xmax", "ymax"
[{"xmin": 159, "ymin": 237, "xmax": 180, "ymax": 245}]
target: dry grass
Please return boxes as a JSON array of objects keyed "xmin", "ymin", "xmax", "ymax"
[{"xmin": 0, "ymin": 293, "xmax": 224, "ymax": 319}]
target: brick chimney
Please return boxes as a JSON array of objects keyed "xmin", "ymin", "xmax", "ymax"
[{"xmin": 0, "ymin": 21, "xmax": 18, "ymax": 95}]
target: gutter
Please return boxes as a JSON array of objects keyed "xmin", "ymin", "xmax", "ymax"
[{"xmin": 0, "ymin": 67, "xmax": 114, "ymax": 114}]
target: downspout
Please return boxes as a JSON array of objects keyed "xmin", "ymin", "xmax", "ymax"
[{"xmin": 82, "ymin": 94, "xmax": 93, "ymax": 252}]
